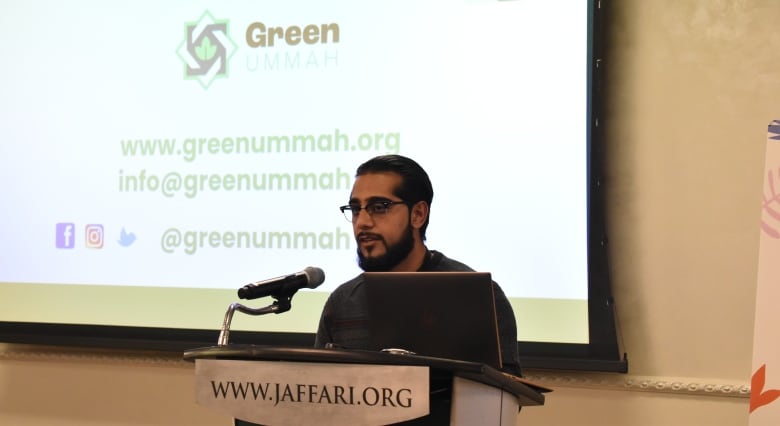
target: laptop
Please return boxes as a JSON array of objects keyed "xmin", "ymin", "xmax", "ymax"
[{"xmin": 363, "ymin": 271, "xmax": 503, "ymax": 370}]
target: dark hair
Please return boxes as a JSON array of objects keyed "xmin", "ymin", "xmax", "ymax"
[{"xmin": 356, "ymin": 155, "xmax": 434, "ymax": 240}]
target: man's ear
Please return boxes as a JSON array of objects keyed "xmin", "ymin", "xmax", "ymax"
[{"xmin": 410, "ymin": 201, "xmax": 429, "ymax": 229}]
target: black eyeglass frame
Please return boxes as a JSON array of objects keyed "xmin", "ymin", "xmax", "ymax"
[{"xmin": 339, "ymin": 200, "xmax": 407, "ymax": 222}]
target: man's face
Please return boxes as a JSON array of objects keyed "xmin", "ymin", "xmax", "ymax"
[{"xmin": 348, "ymin": 172, "xmax": 414, "ymax": 272}]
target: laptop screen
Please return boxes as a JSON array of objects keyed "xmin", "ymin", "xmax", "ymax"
[{"xmin": 363, "ymin": 272, "xmax": 503, "ymax": 370}]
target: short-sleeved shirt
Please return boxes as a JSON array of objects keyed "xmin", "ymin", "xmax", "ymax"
[{"xmin": 314, "ymin": 250, "xmax": 522, "ymax": 376}]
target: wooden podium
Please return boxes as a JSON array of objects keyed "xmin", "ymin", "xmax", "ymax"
[{"xmin": 184, "ymin": 345, "xmax": 547, "ymax": 425}]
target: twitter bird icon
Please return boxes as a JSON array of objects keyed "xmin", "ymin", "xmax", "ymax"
[{"xmin": 118, "ymin": 227, "xmax": 137, "ymax": 247}]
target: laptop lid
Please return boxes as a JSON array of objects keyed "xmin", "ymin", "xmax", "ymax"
[{"xmin": 363, "ymin": 271, "xmax": 503, "ymax": 370}]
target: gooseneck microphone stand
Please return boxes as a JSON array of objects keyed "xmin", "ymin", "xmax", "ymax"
[{"xmin": 217, "ymin": 291, "xmax": 295, "ymax": 346}]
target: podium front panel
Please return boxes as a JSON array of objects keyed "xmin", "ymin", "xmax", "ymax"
[{"xmin": 195, "ymin": 359, "xmax": 430, "ymax": 426}]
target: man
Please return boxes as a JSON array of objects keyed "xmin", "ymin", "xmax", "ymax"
[{"xmin": 314, "ymin": 155, "xmax": 521, "ymax": 376}]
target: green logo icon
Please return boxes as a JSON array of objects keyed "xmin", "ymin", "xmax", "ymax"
[{"xmin": 176, "ymin": 11, "xmax": 237, "ymax": 89}]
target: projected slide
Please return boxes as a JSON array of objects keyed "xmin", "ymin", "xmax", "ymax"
[{"xmin": 0, "ymin": 0, "xmax": 589, "ymax": 342}]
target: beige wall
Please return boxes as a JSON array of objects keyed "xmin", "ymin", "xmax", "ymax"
[
  {"xmin": 2, "ymin": 1, "xmax": 776, "ymax": 424},
  {"xmin": 0, "ymin": 348, "xmax": 226, "ymax": 426}
]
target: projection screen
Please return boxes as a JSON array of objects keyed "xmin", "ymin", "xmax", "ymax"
[{"xmin": 0, "ymin": 0, "xmax": 625, "ymax": 372}]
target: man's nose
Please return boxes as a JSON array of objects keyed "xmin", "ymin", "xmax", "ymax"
[{"xmin": 353, "ymin": 208, "xmax": 375, "ymax": 228}]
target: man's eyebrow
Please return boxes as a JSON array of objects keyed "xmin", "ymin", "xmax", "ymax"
[{"xmin": 348, "ymin": 196, "xmax": 393, "ymax": 204}]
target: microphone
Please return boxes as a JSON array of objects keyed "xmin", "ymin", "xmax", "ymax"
[{"xmin": 237, "ymin": 267, "xmax": 325, "ymax": 300}]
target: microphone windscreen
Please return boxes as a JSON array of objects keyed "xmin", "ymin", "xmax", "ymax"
[{"xmin": 303, "ymin": 266, "xmax": 326, "ymax": 288}]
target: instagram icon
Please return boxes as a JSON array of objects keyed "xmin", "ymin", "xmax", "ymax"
[{"xmin": 85, "ymin": 224, "xmax": 104, "ymax": 248}]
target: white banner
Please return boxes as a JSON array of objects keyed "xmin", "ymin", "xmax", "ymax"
[{"xmin": 749, "ymin": 120, "xmax": 780, "ymax": 423}]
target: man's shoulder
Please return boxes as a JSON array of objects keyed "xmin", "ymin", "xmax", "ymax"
[{"xmin": 328, "ymin": 274, "xmax": 365, "ymax": 300}]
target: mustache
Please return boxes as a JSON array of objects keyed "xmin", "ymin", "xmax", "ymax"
[{"xmin": 357, "ymin": 232, "xmax": 384, "ymax": 241}]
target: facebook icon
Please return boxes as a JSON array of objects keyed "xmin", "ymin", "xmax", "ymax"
[{"xmin": 56, "ymin": 223, "xmax": 75, "ymax": 249}]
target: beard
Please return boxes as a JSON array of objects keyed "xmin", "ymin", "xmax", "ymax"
[{"xmin": 357, "ymin": 223, "xmax": 415, "ymax": 272}]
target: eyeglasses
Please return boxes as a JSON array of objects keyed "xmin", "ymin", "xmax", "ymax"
[{"xmin": 339, "ymin": 200, "xmax": 407, "ymax": 222}]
